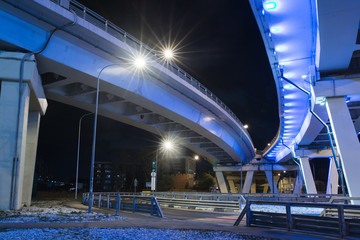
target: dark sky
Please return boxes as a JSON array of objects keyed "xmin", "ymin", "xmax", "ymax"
[{"xmin": 36, "ymin": 0, "xmax": 278, "ymax": 181}]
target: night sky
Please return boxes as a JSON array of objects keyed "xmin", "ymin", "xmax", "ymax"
[{"xmin": 36, "ymin": 0, "xmax": 278, "ymax": 182}]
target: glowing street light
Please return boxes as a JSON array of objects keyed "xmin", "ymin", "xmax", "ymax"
[
  {"xmin": 163, "ymin": 140, "xmax": 174, "ymax": 151},
  {"xmin": 194, "ymin": 155, "xmax": 199, "ymax": 160},
  {"xmin": 244, "ymin": 124, "xmax": 249, "ymax": 129},
  {"xmin": 133, "ymin": 56, "xmax": 146, "ymax": 69},
  {"xmin": 163, "ymin": 48, "xmax": 174, "ymax": 60},
  {"xmin": 153, "ymin": 137, "xmax": 177, "ymax": 192}
]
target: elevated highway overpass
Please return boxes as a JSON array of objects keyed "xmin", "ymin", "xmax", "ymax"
[
  {"xmin": 248, "ymin": 0, "xmax": 360, "ymax": 202},
  {"xmin": 0, "ymin": 0, "xmax": 254, "ymax": 210}
]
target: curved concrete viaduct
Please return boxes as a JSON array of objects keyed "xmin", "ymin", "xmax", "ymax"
[{"xmin": 0, "ymin": 0, "xmax": 254, "ymax": 209}]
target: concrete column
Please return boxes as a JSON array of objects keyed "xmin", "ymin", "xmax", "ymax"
[
  {"xmin": 242, "ymin": 170, "xmax": 254, "ymax": 193},
  {"xmin": 293, "ymin": 171, "xmax": 304, "ymax": 194},
  {"xmin": 251, "ymin": 183, "xmax": 256, "ymax": 193},
  {"xmin": 299, "ymin": 157, "xmax": 317, "ymax": 194},
  {"xmin": 326, "ymin": 97, "xmax": 360, "ymax": 203},
  {"xmin": 265, "ymin": 170, "xmax": 278, "ymax": 193},
  {"xmin": 215, "ymin": 171, "xmax": 228, "ymax": 193},
  {"xmin": 228, "ymin": 180, "xmax": 236, "ymax": 193},
  {"xmin": 326, "ymin": 157, "xmax": 338, "ymax": 195},
  {"xmin": 0, "ymin": 81, "xmax": 30, "ymax": 210},
  {"xmin": 263, "ymin": 184, "xmax": 269, "ymax": 193},
  {"xmin": 22, "ymin": 112, "xmax": 41, "ymax": 206}
]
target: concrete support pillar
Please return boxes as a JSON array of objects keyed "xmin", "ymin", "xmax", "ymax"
[
  {"xmin": 228, "ymin": 180, "xmax": 236, "ymax": 193},
  {"xmin": 215, "ymin": 171, "xmax": 228, "ymax": 193},
  {"xmin": 326, "ymin": 97, "xmax": 360, "ymax": 203},
  {"xmin": 22, "ymin": 112, "xmax": 41, "ymax": 206},
  {"xmin": 326, "ymin": 157, "xmax": 339, "ymax": 195},
  {"xmin": 0, "ymin": 81, "xmax": 30, "ymax": 210},
  {"xmin": 265, "ymin": 170, "xmax": 278, "ymax": 193},
  {"xmin": 243, "ymin": 170, "xmax": 254, "ymax": 193},
  {"xmin": 263, "ymin": 184, "xmax": 269, "ymax": 193},
  {"xmin": 251, "ymin": 183, "xmax": 256, "ymax": 193},
  {"xmin": 299, "ymin": 157, "xmax": 317, "ymax": 194},
  {"xmin": 293, "ymin": 170, "xmax": 304, "ymax": 194},
  {"xmin": 0, "ymin": 52, "xmax": 47, "ymax": 210}
]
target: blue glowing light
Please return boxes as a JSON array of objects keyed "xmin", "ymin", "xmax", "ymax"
[
  {"xmin": 284, "ymin": 84, "xmax": 293, "ymax": 89},
  {"xmin": 285, "ymin": 103, "xmax": 291, "ymax": 106},
  {"xmin": 263, "ymin": 1, "xmax": 277, "ymax": 10},
  {"xmin": 270, "ymin": 27, "xmax": 280, "ymax": 33},
  {"xmin": 275, "ymin": 45, "xmax": 286, "ymax": 52},
  {"xmin": 283, "ymin": 73, "xmax": 292, "ymax": 78},
  {"xmin": 285, "ymin": 116, "xmax": 291, "ymax": 119}
]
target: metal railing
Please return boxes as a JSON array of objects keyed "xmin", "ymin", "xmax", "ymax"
[
  {"xmin": 156, "ymin": 197, "xmax": 244, "ymax": 212},
  {"xmin": 235, "ymin": 200, "xmax": 360, "ymax": 238},
  {"xmin": 149, "ymin": 192, "xmax": 342, "ymax": 203},
  {"xmin": 47, "ymin": 0, "xmax": 251, "ymax": 142},
  {"xmin": 82, "ymin": 192, "xmax": 163, "ymax": 217}
]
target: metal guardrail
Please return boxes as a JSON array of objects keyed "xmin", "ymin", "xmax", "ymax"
[
  {"xmin": 47, "ymin": 0, "xmax": 252, "ymax": 143},
  {"xmin": 82, "ymin": 192, "xmax": 163, "ymax": 217},
  {"xmin": 236, "ymin": 200, "xmax": 360, "ymax": 238},
  {"xmin": 143, "ymin": 192, "xmax": 343, "ymax": 212},
  {"xmin": 150, "ymin": 192, "xmax": 247, "ymax": 202},
  {"xmin": 150, "ymin": 192, "xmax": 342, "ymax": 203},
  {"xmin": 328, "ymin": 196, "xmax": 360, "ymax": 204},
  {"xmin": 157, "ymin": 197, "xmax": 243, "ymax": 212}
]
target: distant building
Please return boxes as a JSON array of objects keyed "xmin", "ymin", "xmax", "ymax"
[
  {"xmin": 94, "ymin": 162, "xmax": 114, "ymax": 191},
  {"xmin": 160, "ymin": 156, "xmax": 196, "ymax": 175}
]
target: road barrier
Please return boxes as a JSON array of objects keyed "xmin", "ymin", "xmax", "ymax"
[
  {"xmin": 235, "ymin": 200, "xmax": 360, "ymax": 238},
  {"xmin": 82, "ymin": 192, "xmax": 163, "ymax": 217}
]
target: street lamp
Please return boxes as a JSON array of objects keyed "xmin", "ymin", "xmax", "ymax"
[
  {"xmin": 88, "ymin": 56, "xmax": 147, "ymax": 212},
  {"xmin": 75, "ymin": 112, "xmax": 93, "ymax": 200},
  {"xmin": 163, "ymin": 48, "xmax": 174, "ymax": 60},
  {"xmin": 88, "ymin": 63, "xmax": 126, "ymax": 213},
  {"xmin": 152, "ymin": 137, "xmax": 177, "ymax": 192}
]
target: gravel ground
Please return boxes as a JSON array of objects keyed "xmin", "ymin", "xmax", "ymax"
[
  {"xmin": 0, "ymin": 228, "xmax": 271, "ymax": 240},
  {"xmin": 0, "ymin": 201, "xmax": 123, "ymax": 223}
]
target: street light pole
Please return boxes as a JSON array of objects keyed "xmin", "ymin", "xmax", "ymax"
[
  {"xmin": 155, "ymin": 150, "xmax": 159, "ymax": 192},
  {"xmin": 88, "ymin": 64, "xmax": 121, "ymax": 213},
  {"xmin": 75, "ymin": 112, "xmax": 93, "ymax": 200}
]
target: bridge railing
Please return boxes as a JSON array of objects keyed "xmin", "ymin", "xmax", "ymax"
[
  {"xmin": 82, "ymin": 192, "xmax": 163, "ymax": 217},
  {"xmin": 48, "ymin": 0, "xmax": 251, "ymax": 142},
  {"xmin": 149, "ymin": 192, "xmax": 341, "ymax": 203},
  {"xmin": 236, "ymin": 200, "xmax": 360, "ymax": 238}
]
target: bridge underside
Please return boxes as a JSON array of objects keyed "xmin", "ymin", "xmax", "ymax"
[{"xmin": 0, "ymin": 0, "xmax": 254, "ymax": 210}]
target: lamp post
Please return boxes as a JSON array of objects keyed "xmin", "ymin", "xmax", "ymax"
[
  {"xmin": 88, "ymin": 63, "xmax": 122, "ymax": 213},
  {"xmin": 152, "ymin": 138, "xmax": 177, "ymax": 193},
  {"xmin": 75, "ymin": 112, "xmax": 93, "ymax": 200}
]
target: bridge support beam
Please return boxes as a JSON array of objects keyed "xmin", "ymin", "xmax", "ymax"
[
  {"xmin": 0, "ymin": 52, "xmax": 47, "ymax": 210},
  {"xmin": 326, "ymin": 97, "xmax": 360, "ymax": 203},
  {"xmin": 326, "ymin": 157, "xmax": 339, "ymax": 195},
  {"xmin": 293, "ymin": 171, "xmax": 303, "ymax": 194},
  {"xmin": 242, "ymin": 170, "xmax": 254, "ymax": 193},
  {"xmin": 299, "ymin": 157, "xmax": 317, "ymax": 194},
  {"xmin": 22, "ymin": 111, "xmax": 41, "ymax": 206},
  {"xmin": 215, "ymin": 171, "xmax": 228, "ymax": 193},
  {"xmin": 0, "ymin": 81, "xmax": 30, "ymax": 210},
  {"xmin": 265, "ymin": 171, "xmax": 278, "ymax": 193},
  {"xmin": 227, "ymin": 179, "xmax": 237, "ymax": 193}
]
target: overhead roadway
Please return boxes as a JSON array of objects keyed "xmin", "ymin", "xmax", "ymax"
[
  {"xmin": 0, "ymin": 0, "xmax": 255, "ymax": 164},
  {"xmin": 249, "ymin": 0, "xmax": 360, "ymax": 162}
]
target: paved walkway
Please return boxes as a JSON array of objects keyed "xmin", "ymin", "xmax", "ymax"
[{"xmin": 0, "ymin": 201, "xmax": 338, "ymax": 240}]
